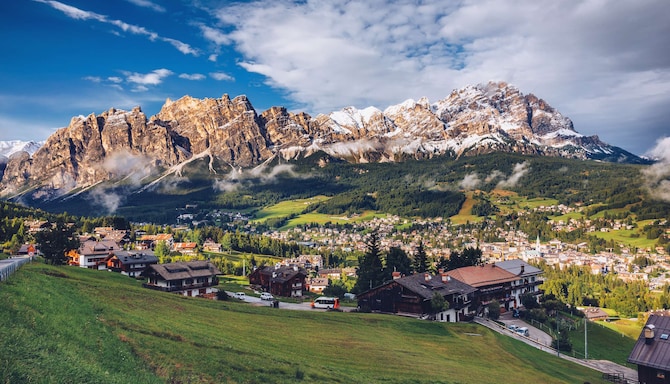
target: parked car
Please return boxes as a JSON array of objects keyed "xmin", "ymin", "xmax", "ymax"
[
  {"xmin": 260, "ymin": 292, "xmax": 274, "ymax": 301},
  {"xmin": 233, "ymin": 292, "xmax": 246, "ymax": 300},
  {"xmin": 508, "ymin": 324, "xmax": 519, "ymax": 331},
  {"xmin": 516, "ymin": 327, "xmax": 529, "ymax": 337}
]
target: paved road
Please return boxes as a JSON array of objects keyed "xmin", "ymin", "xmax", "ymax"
[
  {"xmin": 0, "ymin": 256, "xmax": 32, "ymax": 282},
  {"xmin": 474, "ymin": 315, "xmax": 638, "ymax": 381},
  {"xmin": 225, "ymin": 291, "xmax": 353, "ymax": 312}
]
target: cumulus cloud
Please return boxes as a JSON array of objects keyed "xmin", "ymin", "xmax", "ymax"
[
  {"xmin": 179, "ymin": 73, "xmax": 206, "ymax": 81},
  {"xmin": 35, "ymin": 0, "xmax": 197, "ymax": 56},
  {"xmin": 213, "ymin": 163, "xmax": 308, "ymax": 192},
  {"xmin": 86, "ymin": 150, "xmax": 156, "ymax": 213},
  {"xmin": 497, "ymin": 162, "xmax": 530, "ymax": 188},
  {"xmin": 125, "ymin": 68, "xmax": 173, "ymax": 85},
  {"xmin": 642, "ymin": 137, "xmax": 670, "ymax": 202},
  {"xmin": 210, "ymin": 72, "xmax": 234, "ymax": 81},
  {"xmin": 459, "ymin": 173, "xmax": 481, "ymax": 190},
  {"xmin": 207, "ymin": 0, "xmax": 670, "ymax": 154}
]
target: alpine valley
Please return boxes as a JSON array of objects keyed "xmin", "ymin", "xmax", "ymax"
[{"xmin": 0, "ymin": 81, "xmax": 654, "ymax": 219}]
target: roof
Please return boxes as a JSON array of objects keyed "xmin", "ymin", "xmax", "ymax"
[
  {"xmin": 445, "ymin": 264, "xmax": 519, "ymax": 287},
  {"xmin": 113, "ymin": 250, "xmax": 158, "ymax": 265},
  {"xmin": 147, "ymin": 260, "xmax": 221, "ymax": 281},
  {"xmin": 628, "ymin": 315, "xmax": 670, "ymax": 370},
  {"xmin": 495, "ymin": 259, "xmax": 543, "ymax": 277},
  {"xmin": 256, "ymin": 265, "xmax": 306, "ymax": 284},
  {"xmin": 79, "ymin": 240, "xmax": 120, "ymax": 255},
  {"xmin": 357, "ymin": 273, "xmax": 476, "ymax": 301},
  {"xmin": 394, "ymin": 273, "xmax": 477, "ymax": 300}
]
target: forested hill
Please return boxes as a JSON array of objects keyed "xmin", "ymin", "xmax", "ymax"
[{"xmin": 10, "ymin": 152, "xmax": 667, "ymax": 224}]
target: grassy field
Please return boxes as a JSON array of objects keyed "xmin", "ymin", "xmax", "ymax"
[
  {"xmin": 449, "ymin": 192, "xmax": 482, "ymax": 225},
  {"xmin": 564, "ymin": 319, "xmax": 637, "ymax": 367},
  {"xmin": 282, "ymin": 210, "xmax": 384, "ymax": 229},
  {"xmin": 251, "ymin": 196, "xmax": 330, "ymax": 223},
  {"xmin": 0, "ymin": 262, "xmax": 609, "ymax": 384}
]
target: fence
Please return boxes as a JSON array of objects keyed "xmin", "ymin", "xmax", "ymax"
[{"xmin": 0, "ymin": 256, "xmax": 32, "ymax": 282}]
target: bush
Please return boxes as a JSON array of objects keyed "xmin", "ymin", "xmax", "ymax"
[{"xmin": 216, "ymin": 290, "xmax": 230, "ymax": 301}]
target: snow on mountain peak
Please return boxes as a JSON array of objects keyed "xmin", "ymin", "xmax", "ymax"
[{"xmin": 0, "ymin": 140, "xmax": 43, "ymax": 160}]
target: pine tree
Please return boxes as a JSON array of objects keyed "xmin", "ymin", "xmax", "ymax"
[
  {"xmin": 412, "ymin": 241, "xmax": 428, "ymax": 273},
  {"xmin": 354, "ymin": 232, "xmax": 384, "ymax": 293}
]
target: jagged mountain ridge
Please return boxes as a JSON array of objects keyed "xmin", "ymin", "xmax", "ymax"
[{"xmin": 0, "ymin": 81, "xmax": 645, "ymax": 198}]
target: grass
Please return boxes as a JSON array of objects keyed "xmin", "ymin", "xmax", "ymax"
[
  {"xmin": 563, "ymin": 318, "xmax": 637, "ymax": 367},
  {"xmin": 251, "ymin": 196, "xmax": 330, "ymax": 223},
  {"xmin": 449, "ymin": 192, "xmax": 482, "ymax": 225},
  {"xmin": 0, "ymin": 263, "xmax": 610, "ymax": 383}
]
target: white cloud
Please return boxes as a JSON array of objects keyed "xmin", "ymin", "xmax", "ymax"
[
  {"xmin": 210, "ymin": 0, "xmax": 670, "ymax": 155},
  {"xmin": 497, "ymin": 162, "xmax": 529, "ymax": 188},
  {"xmin": 108, "ymin": 77, "xmax": 123, "ymax": 83},
  {"xmin": 125, "ymin": 68, "xmax": 173, "ymax": 85},
  {"xmin": 179, "ymin": 73, "xmax": 206, "ymax": 81},
  {"xmin": 642, "ymin": 137, "xmax": 670, "ymax": 202},
  {"xmin": 125, "ymin": 0, "xmax": 165, "ymax": 13},
  {"xmin": 208, "ymin": 54, "xmax": 218, "ymax": 62},
  {"xmin": 459, "ymin": 173, "xmax": 481, "ymax": 190},
  {"xmin": 35, "ymin": 0, "xmax": 197, "ymax": 56},
  {"xmin": 210, "ymin": 72, "xmax": 234, "ymax": 81}
]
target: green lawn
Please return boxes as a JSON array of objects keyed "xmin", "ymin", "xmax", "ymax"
[
  {"xmin": 251, "ymin": 196, "xmax": 330, "ymax": 222},
  {"xmin": 0, "ymin": 263, "xmax": 609, "ymax": 383},
  {"xmin": 564, "ymin": 319, "xmax": 637, "ymax": 367}
]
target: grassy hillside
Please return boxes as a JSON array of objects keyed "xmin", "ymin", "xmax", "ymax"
[{"xmin": 0, "ymin": 263, "xmax": 608, "ymax": 384}]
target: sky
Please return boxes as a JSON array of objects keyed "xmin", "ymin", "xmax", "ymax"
[{"xmin": 1, "ymin": 0, "xmax": 669, "ymax": 156}]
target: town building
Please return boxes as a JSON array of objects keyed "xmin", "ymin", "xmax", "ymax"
[
  {"xmin": 249, "ymin": 265, "xmax": 307, "ymax": 297},
  {"xmin": 628, "ymin": 315, "xmax": 670, "ymax": 384},
  {"xmin": 106, "ymin": 250, "xmax": 158, "ymax": 278},
  {"xmin": 446, "ymin": 263, "xmax": 520, "ymax": 312},
  {"xmin": 356, "ymin": 272, "xmax": 477, "ymax": 322},
  {"xmin": 66, "ymin": 239, "xmax": 121, "ymax": 270},
  {"xmin": 142, "ymin": 260, "xmax": 221, "ymax": 298}
]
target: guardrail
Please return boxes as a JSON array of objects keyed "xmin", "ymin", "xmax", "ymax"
[{"xmin": 0, "ymin": 256, "xmax": 33, "ymax": 282}]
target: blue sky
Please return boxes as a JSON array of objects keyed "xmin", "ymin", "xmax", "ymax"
[{"xmin": 1, "ymin": 0, "xmax": 669, "ymax": 156}]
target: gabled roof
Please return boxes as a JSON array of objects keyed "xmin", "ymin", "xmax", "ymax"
[
  {"xmin": 256, "ymin": 265, "xmax": 306, "ymax": 283},
  {"xmin": 113, "ymin": 250, "xmax": 158, "ymax": 265},
  {"xmin": 147, "ymin": 261, "xmax": 220, "ymax": 281},
  {"xmin": 495, "ymin": 259, "xmax": 543, "ymax": 277},
  {"xmin": 445, "ymin": 264, "xmax": 519, "ymax": 287},
  {"xmin": 393, "ymin": 273, "xmax": 477, "ymax": 300},
  {"xmin": 79, "ymin": 240, "xmax": 120, "ymax": 255},
  {"xmin": 628, "ymin": 315, "xmax": 670, "ymax": 370}
]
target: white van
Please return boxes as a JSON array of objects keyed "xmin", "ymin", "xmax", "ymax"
[
  {"xmin": 260, "ymin": 292, "xmax": 274, "ymax": 301},
  {"xmin": 233, "ymin": 292, "xmax": 246, "ymax": 300},
  {"xmin": 516, "ymin": 327, "xmax": 529, "ymax": 337},
  {"xmin": 311, "ymin": 296, "xmax": 340, "ymax": 309}
]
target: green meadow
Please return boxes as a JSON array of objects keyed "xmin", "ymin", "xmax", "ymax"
[{"xmin": 0, "ymin": 262, "xmax": 608, "ymax": 383}]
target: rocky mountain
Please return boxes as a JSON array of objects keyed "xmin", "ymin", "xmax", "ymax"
[{"xmin": 0, "ymin": 81, "xmax": 645, "ymax": 199}]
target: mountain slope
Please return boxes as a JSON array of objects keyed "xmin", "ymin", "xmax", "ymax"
[{"xmin": 0, "ymin": 81, "xmax": 647, "ymax": 199}]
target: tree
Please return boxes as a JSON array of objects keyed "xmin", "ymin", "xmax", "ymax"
[
  {"xmin": 487, "ymin": 300, "xmax": 501, "ymax": 320},
  {"xmin": 412, "ymin": 241, "xmax": 428, "ymax": 273},
  {"xmin": 34, "ymin": 220, "xmax": 79, "ymax": 265},
  {"xmin": 154, "ymin": 240, "xmax": 171, "ymax": 263},
  {"xmin": 384, "ymin": 247, "xmax": 412, "ymax": 277},
  {"xmin": 446, "ymin": 247, "xmax": 482, "ymax": 271},
  {"xmin": 430, "ymin": 292, "xmax": 449, "ymax": 314},
  {"xmin": 354, "ymin": 232, "xmax": 385, "ymax": 293}
]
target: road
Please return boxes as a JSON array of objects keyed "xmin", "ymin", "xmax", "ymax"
[
  {"xmin": 475, "ymin": 314, "xmax": 638, "ymax": 381},
  {"xmin": 225, "ymin": 291, "xmax": 354, "ymax": 312}
]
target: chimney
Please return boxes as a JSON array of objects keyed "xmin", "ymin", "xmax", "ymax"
[
  {"xmin": 424, "ymin": 273, "xmax": 431, "ymax": 281},
  {"xmin": 392, "ymin": 271, "xmax": 401, "ymax": 280},
  {"xmin": 441, "ymin": 273, "xmax": 450, "ymax": 283},
  {"xmin": 520, "ymin": 265, "xmax": 525, "ymax": 275},
  {"xmin": 645, "ymin": 324, "xmax": 656, "ymax": 345},
  {"xmin": 438, "ymin": 268, "xmax": 444, "ymax": 274}
]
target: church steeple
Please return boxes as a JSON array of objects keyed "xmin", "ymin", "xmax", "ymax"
[{"xmin": 536, "ymin": 235, "xmax": 540, "ymax": 251}]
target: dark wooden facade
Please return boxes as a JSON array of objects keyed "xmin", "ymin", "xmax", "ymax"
[
  {"xmin": 629, "ymin": 315, "xmax": 670, "ymax": 384},
  {"xmin": 249, "ymin": 265, "xmax": 307, "ymax": 298}
]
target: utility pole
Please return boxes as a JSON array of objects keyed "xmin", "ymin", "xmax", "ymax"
[
  {"xmin": 585, "ymin": 317, "xmax": 588, "ymax": 360},
  {"xmin": 556, "ymin": 312, "xmax": 560, "ymax": 357}
]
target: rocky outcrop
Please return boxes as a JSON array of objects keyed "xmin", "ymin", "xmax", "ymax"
[{"xmin": 0, "ymin": 82, "xmax": 645, "ymax": 198}]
